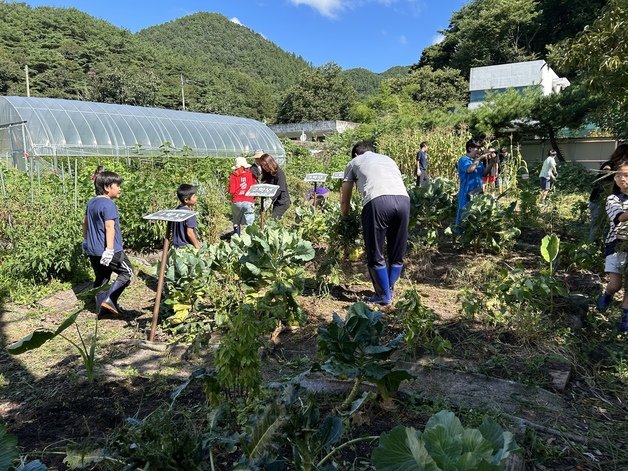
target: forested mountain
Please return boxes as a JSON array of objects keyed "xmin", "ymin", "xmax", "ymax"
[
  {"xmin": 138, "ymin": 13, "xmax": 310, "ymax": 95},
  {"xmin": 0, "ymin": 2, "xmax": 312, "ymax": 121},
  {"xmin": 343, "ymin": 66, "xmax": 410, "ymax": 98}
]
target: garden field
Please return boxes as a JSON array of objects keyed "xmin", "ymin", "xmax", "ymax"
[{"xmin": 0, "ymin": 135, "xmax": 626, "ymax": 470}]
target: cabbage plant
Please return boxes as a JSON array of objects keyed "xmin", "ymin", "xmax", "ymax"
[{"xmin": 372, "ymin": 410, "xmax": 519, "ymax": 470}]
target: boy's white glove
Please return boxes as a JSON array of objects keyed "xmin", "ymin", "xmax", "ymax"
[{"xmin": 100, "ymin": 249, "xmax": 115, "ymax": 266}]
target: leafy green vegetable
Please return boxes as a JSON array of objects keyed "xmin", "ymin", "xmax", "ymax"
[{"xmin": 372, "ymin": 410, "xmax": 519, "ymax": 470}]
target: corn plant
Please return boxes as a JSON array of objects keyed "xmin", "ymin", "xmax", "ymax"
[
  {"xmin": 7, "ymin": 308, "xmax": 98, "ymax": 382},
  {"xmin": 377, "ymin": 127, "xmax": 471, "ymax": 180}
]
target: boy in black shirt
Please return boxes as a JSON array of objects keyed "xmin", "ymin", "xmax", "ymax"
[{"xmin": 173, "ymin": 184, "xmax": 200, "ymax": 249}]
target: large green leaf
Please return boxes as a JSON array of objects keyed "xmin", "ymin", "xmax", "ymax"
[
  {"xmin": 0, "ymin": 422, "xmax": 19, "ymax": 471},
  {"xmin": 318, "ymin": 416, "xmax": 343, "ymax": 450},
  {"xmin": 460, "ymin": 429, "xmax": 493, "ymax": 458},
  {"xmin": 371, "ymin": 426, "xmax": 440, "ymax": 471},
  {"xmin": 422, "ymin": 425, "xmax": 461, "ymax": 470},
  {"xmin": 425, "ymin": 411, "xmax": 464, "ymax": 438},
  {"xmin": 479, "ymin": 418, "xmax": 518, "ymax": 464},
  {"xmin": 374, "ymin": 369, "xmax": 414, "ymax": 398},
  {"xmin": 7, "ymin": 309, "xmax": 81, "ymax": 355},
  {"xmin": 17, "ymin": 460, "xmax": 48, "ymax": 471},
  {"xmin": 540, "ymin": 234, "xmax": 560, "ymax": 263}
]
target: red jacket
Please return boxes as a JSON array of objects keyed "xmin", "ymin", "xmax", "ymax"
[{"xmin": 229, "ymin": 167, "xmax": 256, "ymax": 203}]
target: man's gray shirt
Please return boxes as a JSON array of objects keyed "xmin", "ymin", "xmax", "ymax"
[{"xmin": 343, "ymin": 151, "xmax": 408, "ymax": 206}]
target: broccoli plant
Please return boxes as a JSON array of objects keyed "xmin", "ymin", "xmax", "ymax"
[
  {"xmin": 455, "ymin": 195, "xmax": 520, "ymax": 252},
  {"xmin": 317, "ymin": 302, "xmax": 413, "ymax": 410},
  {"xmin": 407, "ymin": 178, "xmax": 457, "ymax": 247}
]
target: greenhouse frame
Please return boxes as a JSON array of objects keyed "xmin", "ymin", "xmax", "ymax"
[{"xmin": 0, "ymin": 96, "xmax": 285, "ymax": 170}]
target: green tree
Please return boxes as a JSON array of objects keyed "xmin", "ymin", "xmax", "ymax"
[
  {"xmin": 549, "ymin": 0, "xmax": 627, "ymax": 136},
  {"xmin": 416, "ymin": 0, "xmax": 541, "ymax": 76},
  {"xmin": 385, "ymin": 66, "xmax": 468, "ymax": 108},
  {"xmin": 471, "ymin": 86, "xmax": 599, "ymax": 160},
  {"xmin": 277, "ymin": 63, "xmax": 358, "ymax": 123}
]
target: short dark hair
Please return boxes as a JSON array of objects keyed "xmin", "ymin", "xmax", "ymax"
[
  {"xmin": 351, "ymin": 141, "xmax": 375, "ymax": 158},
  {"xmin": 465, "ymin": 139, "xmax": 481, "ymax": 153},
  {"xmin": 420, "ymin": 141, "xmax": 428, "ymax": 149},
  {"xmin": 177, "ymin": 184, "xmax": 197, "ymax": 203},
  {"xmin": 94, "ymin": 171, "xmax": 122, "ymax": 195},
  {"xmin": 548, "ymin": 149, "xmax": 557, "ymax": 156}
]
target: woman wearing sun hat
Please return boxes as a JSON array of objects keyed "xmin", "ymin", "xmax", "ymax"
[
  {"xmin": 251, "ymin": 149, "xmax": 264, "ymax": 181},
  {"xmin": 228, "ymin": 156, "xmax": 257, "ymax": 235}
]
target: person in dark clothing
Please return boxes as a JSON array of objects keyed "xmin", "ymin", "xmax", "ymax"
[
  {"xmin": 341, "ymin": 141, "xmax": 410, "ymax": 306},
  {"xmin": 416, "ymin": 141, "xmax": 429, "ymax": 186},
  {"xmin": 258, "ymin": 153, "xmax": 291, "ymax": 219},
  {"xmin": 83, "ymin": 171, "xmax": 133, "ymax": 316},
  {"xmin": 172, "ymin": 184, "xmax": 200, "ymax": 249}
]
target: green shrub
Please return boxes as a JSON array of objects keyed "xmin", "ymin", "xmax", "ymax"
[
  {"xmin": 394, "ymin": 287, "xmax": 451, "ymax": 355},
  {"xmin": 408, "ymin": 177, "xmax": 457, "ymax": 246},
  {"xmin": 456, "ymin": 195, "xmax": 520, "ymax": 252},
  {"xmin": 318, "ymin": 302, "xmax": 413, "ymax": 408}
]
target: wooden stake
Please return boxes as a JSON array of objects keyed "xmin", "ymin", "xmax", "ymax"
[{"xmin": 149, "ymin": 221, "xmax": 172, "ymax": 342}]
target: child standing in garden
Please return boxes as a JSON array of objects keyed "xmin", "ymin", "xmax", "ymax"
[
  {"xmin": 83, "ymin": 171, "xmax": 133, "ymax": 316},
  {"xmin": 229, "ymin": 157, "xmax": 256, "ymax": 234},
  {"xmin": 539, "ymin": 149, "xmax": 558, "ymax": 205},
  {"xmin": 596, "ymin": 160, "xmax": 628, "ymax": 332},
  {"xmin": 172, "ymin": 184, "xmax": 201, "ymax": 249}
]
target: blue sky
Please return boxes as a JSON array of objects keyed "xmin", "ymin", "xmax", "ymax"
[{"xmin": 15, "ymin": 0, "xmax": 467, "ymax": 73}]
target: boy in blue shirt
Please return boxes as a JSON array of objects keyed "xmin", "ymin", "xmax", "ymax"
[
  {"xmin": 172, "ymin": 184, "xmax": 201, "ymax": 249},
  {"xmin": 83, "ymin": 171, "xmax": 133, "ymax": 316}
]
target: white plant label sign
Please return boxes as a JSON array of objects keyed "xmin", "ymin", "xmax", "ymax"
[
  {"xmin": 246, "ymin": 184, "xmax": 280, "ymax": 198},
  {"xmin": 304, "ymin": 173, "xmax": 328, "ymax": 182}
]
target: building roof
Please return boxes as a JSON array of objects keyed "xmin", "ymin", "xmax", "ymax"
[{"xmin": 269, "ymin": 120, "xmax": 358, "ymax": 139}]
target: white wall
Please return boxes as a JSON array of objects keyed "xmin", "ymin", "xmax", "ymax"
[
  {"xmin": 520, "ymin": 138, "xmax": 619, "ymax": 170},
  {"xmin": 469, "ymin": 60, "xmax": 546, "ymax": 92}
]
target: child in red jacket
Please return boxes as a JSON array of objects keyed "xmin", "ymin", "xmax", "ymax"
[{"xmin": 229, "ymin": 157, "xmax": 256, "ymax": 235}]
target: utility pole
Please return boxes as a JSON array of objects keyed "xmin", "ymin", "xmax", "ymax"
[
  {"xmin": 180, "ymin": 73, "xmax": 186, "ymax": 111},
  {"xmin": 24, "ymin": 65, "xmax": 30, "ymax": 97}
]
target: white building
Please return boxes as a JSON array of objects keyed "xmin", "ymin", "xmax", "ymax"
[
  {"xmin": 269, "ymin": 120, "xmax": 358, "ymax": 141},
  {"xmin": 468, "ymin": 60, "xmax": 570, "ymax": 109}
]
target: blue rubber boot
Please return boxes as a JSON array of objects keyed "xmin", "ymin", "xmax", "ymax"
[
  {"xmin": 620, "ymin": 310, "xmax": 628, "ymax": 333},
  {"xmin": 596, "ymin": 292, "xmax": 612, "ymax": 312},
  {"xmin": 100, "ymin": 280, "xmax": 128, "ymax": 316},
  {"xmin": 367, "ymin": 267, "xmax": 391, "ymax": 306},
  {"xmin": 95, "ymin": 291, "xmax": 107, "ymax": 313},
  {"xmin": 389, "ymin": 264, "xmax": 403, "ymax": 296}
]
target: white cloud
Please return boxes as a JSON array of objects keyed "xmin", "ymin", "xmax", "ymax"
[
  {"xmin": 289, "ymin": 0, "xmax": 421, "ymax": 19},
  {"xmin": 229, "ymin": 17, "xmax": 243, "ymax": 26},
  {"xmin": 431, "ymin": 33, "xmax": 444, "ymax": 45},
  {"xmin": 289, "ymin": 0, "xmax": 347, "ymax": 18},
  {"xmin": 399, "ymin": 35, "xmax": 407, "ymax": 45}
]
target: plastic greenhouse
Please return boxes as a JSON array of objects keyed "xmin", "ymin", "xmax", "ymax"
[{"xmin": 0, "ymin": 96, "xmax": 285, "ymax": 171}]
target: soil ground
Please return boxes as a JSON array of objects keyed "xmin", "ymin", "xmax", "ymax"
[{"xmin": 0, "ymin": 243, "xmax": 627, "ymax": 470}]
